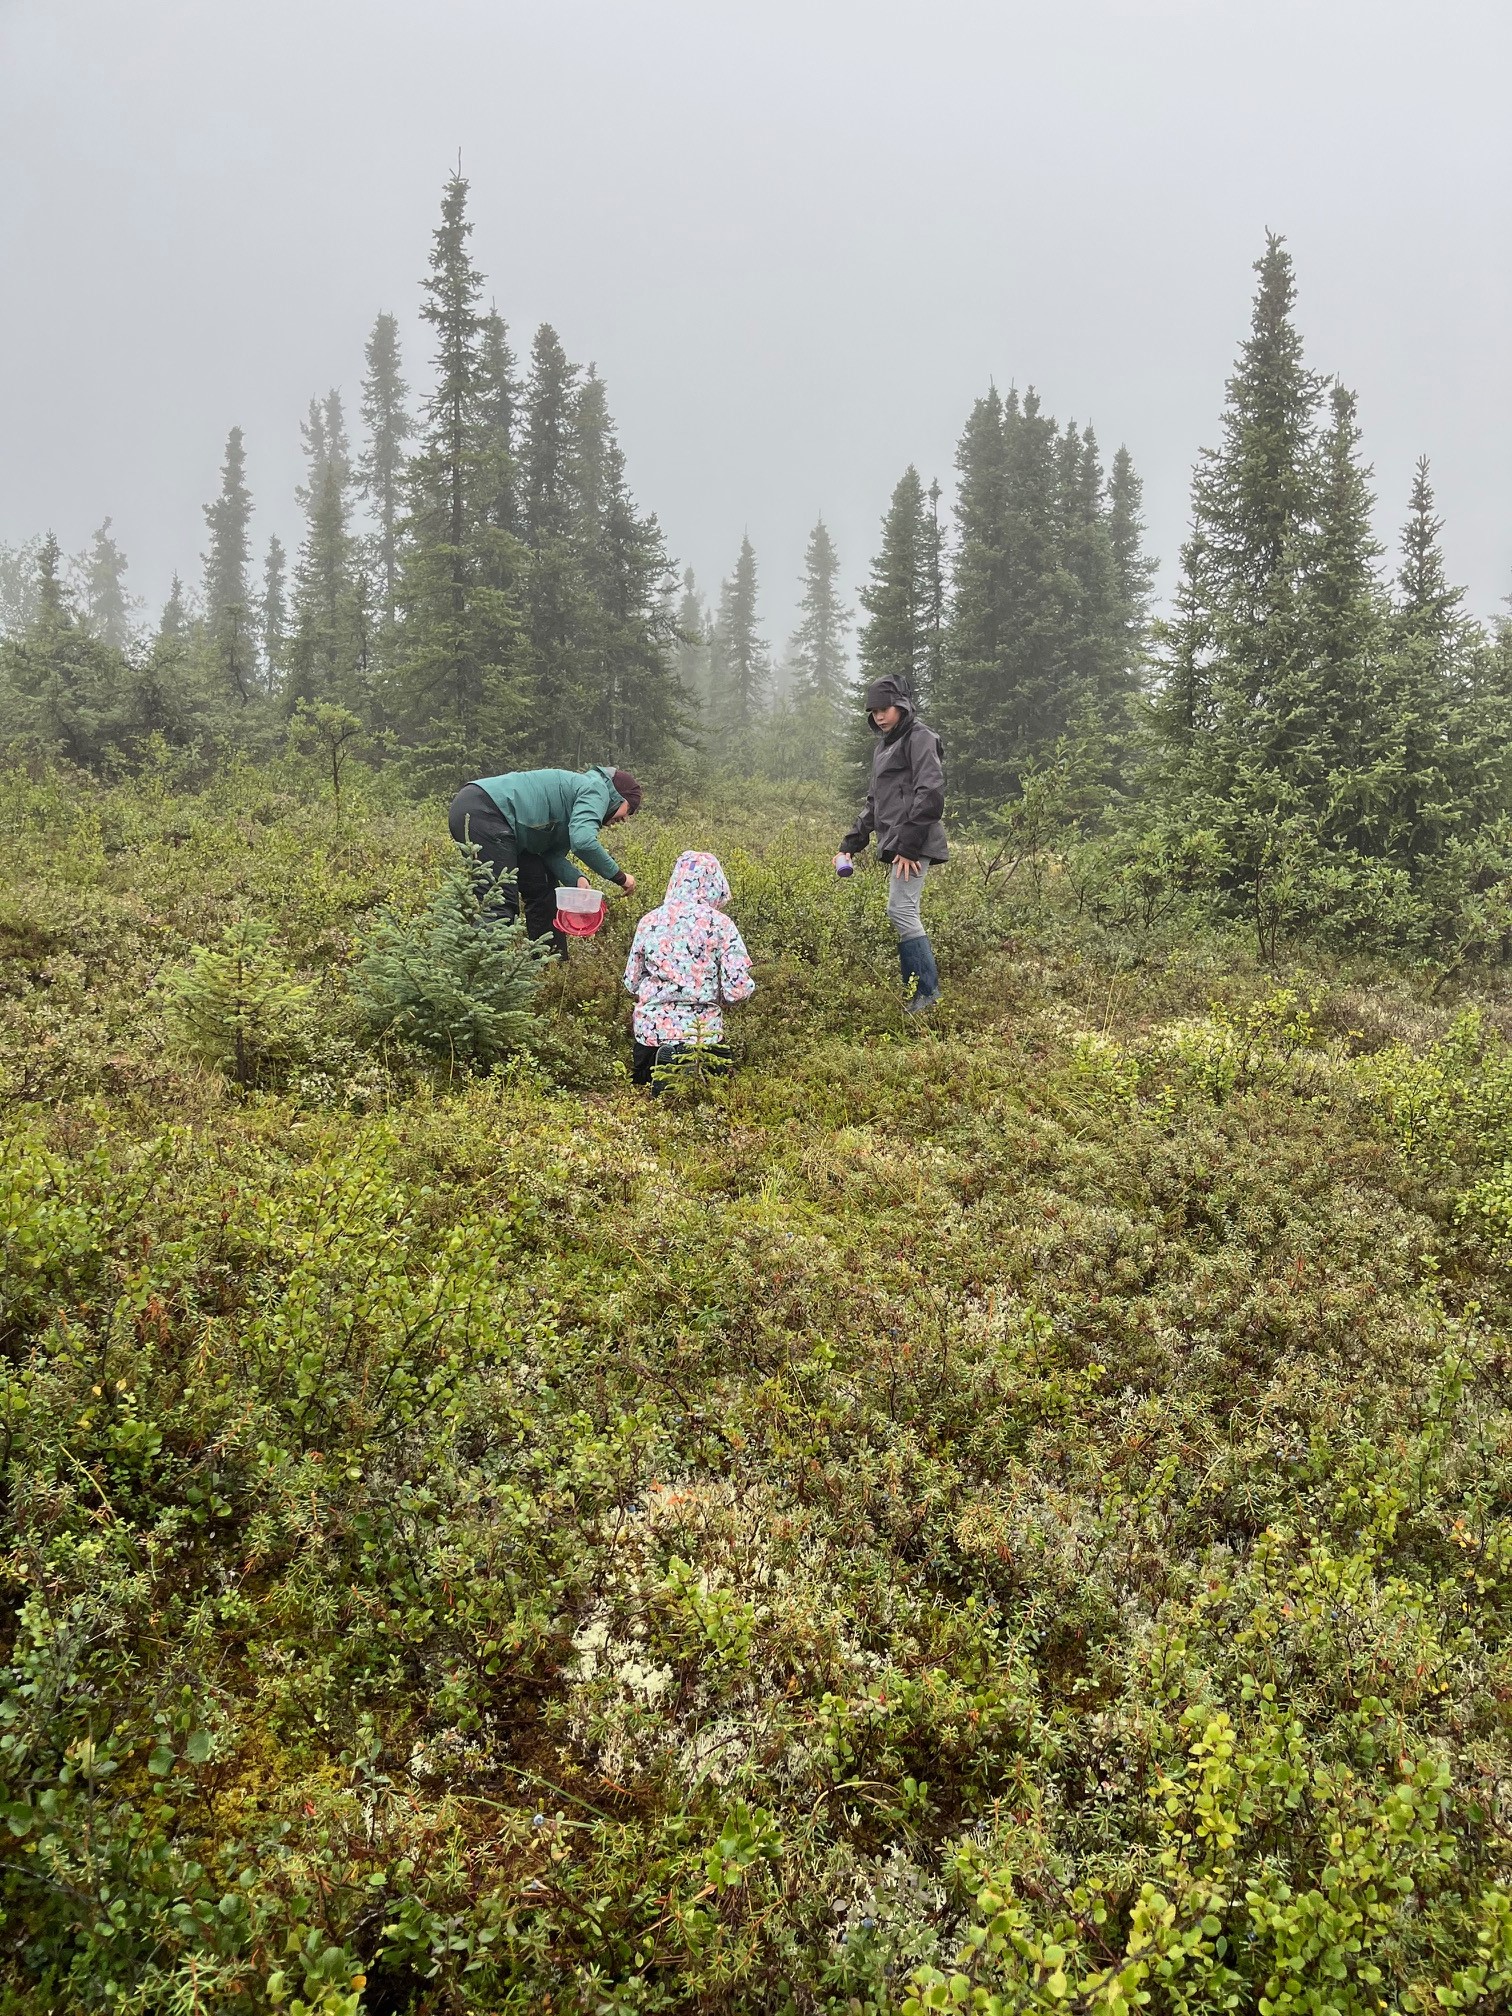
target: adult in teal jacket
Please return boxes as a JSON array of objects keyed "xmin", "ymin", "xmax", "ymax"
[{"xmin": 447, "ymin": 766, "xmax": 643, "ymax": 949}]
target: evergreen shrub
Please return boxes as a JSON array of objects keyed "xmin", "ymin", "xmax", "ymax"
[
  {"xmin": 164, "ymin": 918, "xmax": 313, "ymax": 1087},
  {"xmin": 355, "ymin": 848, "xmax": 552, "ymax": 1070}
]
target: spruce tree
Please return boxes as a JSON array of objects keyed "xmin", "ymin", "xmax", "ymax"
[
  {"xmin": 999, "ymin": 388, "xmax": 1076, "ymax": 765},
  {"xmin": 1108, "ymin": 445, "xmax": 1156, "ymax": 649},
  {"xmin": 1144, "ymin": 234, "xmax": 1512, "ymax": 948},
  {"xmin": 928, "ymin": 377, "xmax": 1154, "ymax": 810},
  {"xmin": 1381, "ymin": 461, "xmax": 1508, "ymax": 860},
  {"xmin": 289, "ymin": 390, "xmax": 359, "ymax": 711},
  {"xmin": 710, "ymin": 535, "xmax": 770, "ymax": 747},
  {"xmin": 522, "ymin": 323, "xmax": 576, "ymax": 544},
  {"xmin": 358, "ymin": 311, "xmax": 413, "ymax": 624},
  {"xmin": 1148, "ymin": 234, "xmax": 1326, "ymax": 913},
  {"xmin": 520, "ymin": 324, "xmax": 586, "ymax": 761},
  {"xmin": 120, "ymin": 573, "xmax": 212, "ymax": 755},
  {"xmin": 388, "ymin": 171, "xmax": 521, "ymax": 781},
  {"xmin": 160, "ymin": 574, "xmax": 188, "ymax": 640},
  {"xmin": 935, "ymin": 387, "xmax": 1012, "ymax": 806},
  {"xmin": 1155, "ymin": 235, "xmax": 1320, "ymax": 764},
  {"xmin": 356, "ymin": 850, "xmax": 550, "ymax": 1071},
  {"xmin": 924, "ymin": 477, "xmax": 945, "ymax": 698},
  {"xmin": 0, "ymin": 533, "xmax": 125, "ymax": 764},
  {"xmin": 1396, "ymin": 458, "xmax": 1466, "ymax": 642},
  {"xmin": 0, "ymin": 539, "xmax": 41, "ymax": 639},
  {"xmin": 788, "ymin": 517, "xmax": 851, "ymax": 713},
  {"xmin": 202, "ymin": 425, "xmax": 256, "ymax": 707},
  {"xmin": 857, "ymin": 466, "xmax": 935, "ymax": 701},
  {"xmin": 567, "ymin": 366, "xmax": 683, "ymax": 763},
  {"xmin": 260, "ymin": 537, "xmax": 288, "ymax": 694},
  {"xmin": 936, "ymin": 386, "xmax": 1075, "ymax": 805},
  {"xmin": 79, "ymin": 519, "xmax": 138, "ymax": 650},
  {"xmin": 1303, "ymin": 383, "xmax": 1386, "ymax": 821},
  {"xmin": 1056, "ymin": 424, "xmax": 1127, "ymax": 763},
  {"xmin": 478, "ymin": 309, "xmax": 518, "ymax": 543},
  {"xmin": 940, "ymin": 389, "xmax": 1008, "ymax": 767},
  {"xmin": 675, "ymin": 569, "xmax": 711, "ymax": 713}
]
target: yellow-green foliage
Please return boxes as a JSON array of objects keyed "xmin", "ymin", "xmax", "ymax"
[
  {"xmin": 165, "ymin": 918, "xmax": 314, "ymax": 1085},
  {"xmin": 4, "ymin": 759, "xmax": 1512, "ymax": 2011}
]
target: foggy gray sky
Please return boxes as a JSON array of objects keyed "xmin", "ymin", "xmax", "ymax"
[{"xmin": 2, "ymin": 0, "xmax": 1510, "ymax": 652}]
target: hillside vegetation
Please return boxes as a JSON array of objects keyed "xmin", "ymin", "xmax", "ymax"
[{"xmin": 3, "ymin": 761, "xmax": 1512, "ymax": 2012}]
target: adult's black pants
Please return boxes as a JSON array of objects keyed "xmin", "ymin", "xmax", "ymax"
[{"xmin": 447, "ymin": 784, "xmax": 564, "ymax": 952}]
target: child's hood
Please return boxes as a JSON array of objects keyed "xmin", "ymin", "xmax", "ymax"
[{"xmin": 662, "ymin": 850, "xmax": 730, "ymax": 910}]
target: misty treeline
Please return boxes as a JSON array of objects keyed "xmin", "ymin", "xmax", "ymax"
[{"xmin": 3, "ymin": 192, "xmax": 1512, "ymax": 956}]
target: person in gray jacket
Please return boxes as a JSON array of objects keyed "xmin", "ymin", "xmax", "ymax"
[{"xmin": 837, "ymin": 676, "xmax": 947, "ymax": 1012}]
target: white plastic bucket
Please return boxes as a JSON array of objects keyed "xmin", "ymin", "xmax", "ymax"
[{"xmin": 554, "ymin": 885, "xmax": 607, "ymax": 936}]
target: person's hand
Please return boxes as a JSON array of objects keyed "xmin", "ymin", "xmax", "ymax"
[
  {"xmin": 619, "ymin": 873, "xmax": 637, "ymax": 895},
  {"xmin": 576, "ymin": 876, "xmax": 591, "ymax": 890},
  {"xmin": 893, "ymin": 855, "xmax": 922, "ymax": 878}
]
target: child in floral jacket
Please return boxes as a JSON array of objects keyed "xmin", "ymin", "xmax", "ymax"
[{"xmin": 622, "ymin": 851, "xmax": 754, "ymax": 1087}]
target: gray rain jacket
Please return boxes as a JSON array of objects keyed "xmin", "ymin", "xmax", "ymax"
[{"xmin": 840, "ymin": 678, "xmax": 948, "ymax": 864}]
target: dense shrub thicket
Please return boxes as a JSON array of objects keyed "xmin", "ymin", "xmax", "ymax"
[{"xmin": 1, "ymin": 761, "xmax": 1512, "ymax": 2009}]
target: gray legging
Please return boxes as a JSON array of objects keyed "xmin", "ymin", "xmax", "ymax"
[{"xmin": 884, "ymin": 859, "xmax": 930, "ymax": 939}]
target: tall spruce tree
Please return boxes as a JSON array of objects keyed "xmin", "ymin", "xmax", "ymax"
[
  {"xmin": 358, "ymin": 312, "xmax": 413, "ymax": 625},
  {"xmin": 1155, "ymin": 236, "xmax": 1320, "ymax": 761},
  {"xmin": 940, "ymin": 388, "xmax": 1009, "ymax": 787},
  {"xmin": 478, "ymin": 309, "xmax": 518, "ymax": 543},
  {"xmin": 0, "ymin": 533, "xmax": 124, "ymax": 764},
  {"xmin": 1146, "ymin": 233, "xmax": 1328, "ymax": 922},
  {"xmin": 389, "ymin": 171, "xmax": 521, "ymax": 780},
  {"xmin": 1380, "ymin": 461, "xmax": 1509, "ymax": 859},
  {"xmin": 567, "ymin": 366, "xmax": 684, "ymax": 763},
  {"xmin": 857, "ymin": 466, "xmax": 937, "ymax": 703},
  {"xmin": 119, "ymin": 573, "xmax": 212, "ymax": 754},
  {"xmin": 926, "ymin": 375, "xmax": 1153, "ymax": 810},
  {"xmin": 935, "ymin": 389, "xmax": 1073, "ymax": 803},
  {"xmin": 788, "ymin": 518, "xmax": 851, "ymax": 713},
  {"xmin": 0, "ymin": 539, "xmax": 41, "ymax": 639},
  {"xmin": 675, "ymin": 569, "xmax": 711, "ymax": 713},
  {"xmin": 202, "ymin": 425, "xmax": 256, "ymax": 707},
  {"xmin": 519, "ymin": 324, "xmax": 586, "ymax": 761},
  {"xmin": 260, "ymin": 537, "xmax": 288, "ymax": 694},
  {"xmin": 1056, "ymin": 424, "xmax": 1129, "ymax": 763},
  {"xmin": 288, "ymin": 391, "xmax": 359, "ymax": 711},
  {"xmin": 710, "ymin": 535, "xmax": 770, "ymax": 747},
  {"xmin": 1303, "ymin": 383, "xmax": 1387, "ymax": 824},
  {"xmin": 1108, "ymin": 445, "xmax": 1156, "ymax": 651},
  {"xmin": 79, "ymin": 519, "xmax": 138, "ymax": 650},
  {"xmin": 924, "ymin": 478, "xmax": 944, "ymax": 697},
  {"xmin": 1147, "ymin": 235, "xmax": 1511, "ymax": 947},
  {"xmin": 160, "ymin": 574, "xmax": 188, "ymax": 641},
  {"xmin": 998, "ymin": 387, "xmax": 1074, "ymax": 765},
  {"xmin": 1396, "ymin": 459, "xmax": 1467, "ymax": 642}
]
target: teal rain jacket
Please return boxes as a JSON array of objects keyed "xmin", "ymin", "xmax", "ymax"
[{"xmin": 472, "ymin": 766, "xmax": 627, "ymax": 885}]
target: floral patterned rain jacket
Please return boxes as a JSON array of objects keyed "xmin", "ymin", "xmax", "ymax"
[{"xmin": 622, "ymin": 851, "xmax": 755, "ymax": 1047}]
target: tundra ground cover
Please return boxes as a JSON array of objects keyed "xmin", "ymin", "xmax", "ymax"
[{"xmin": 5, "ymin": 763, "xmax": 1512, "ymax": 2012}]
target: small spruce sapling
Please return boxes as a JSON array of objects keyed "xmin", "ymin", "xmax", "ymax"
[
  {"xmin": 355, "ymin": 848, "xmax": 552, "ymax": 1071},
  {"xmin": 165, "ymin": 920, "xmax": 312, "ymax": 1086}
]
